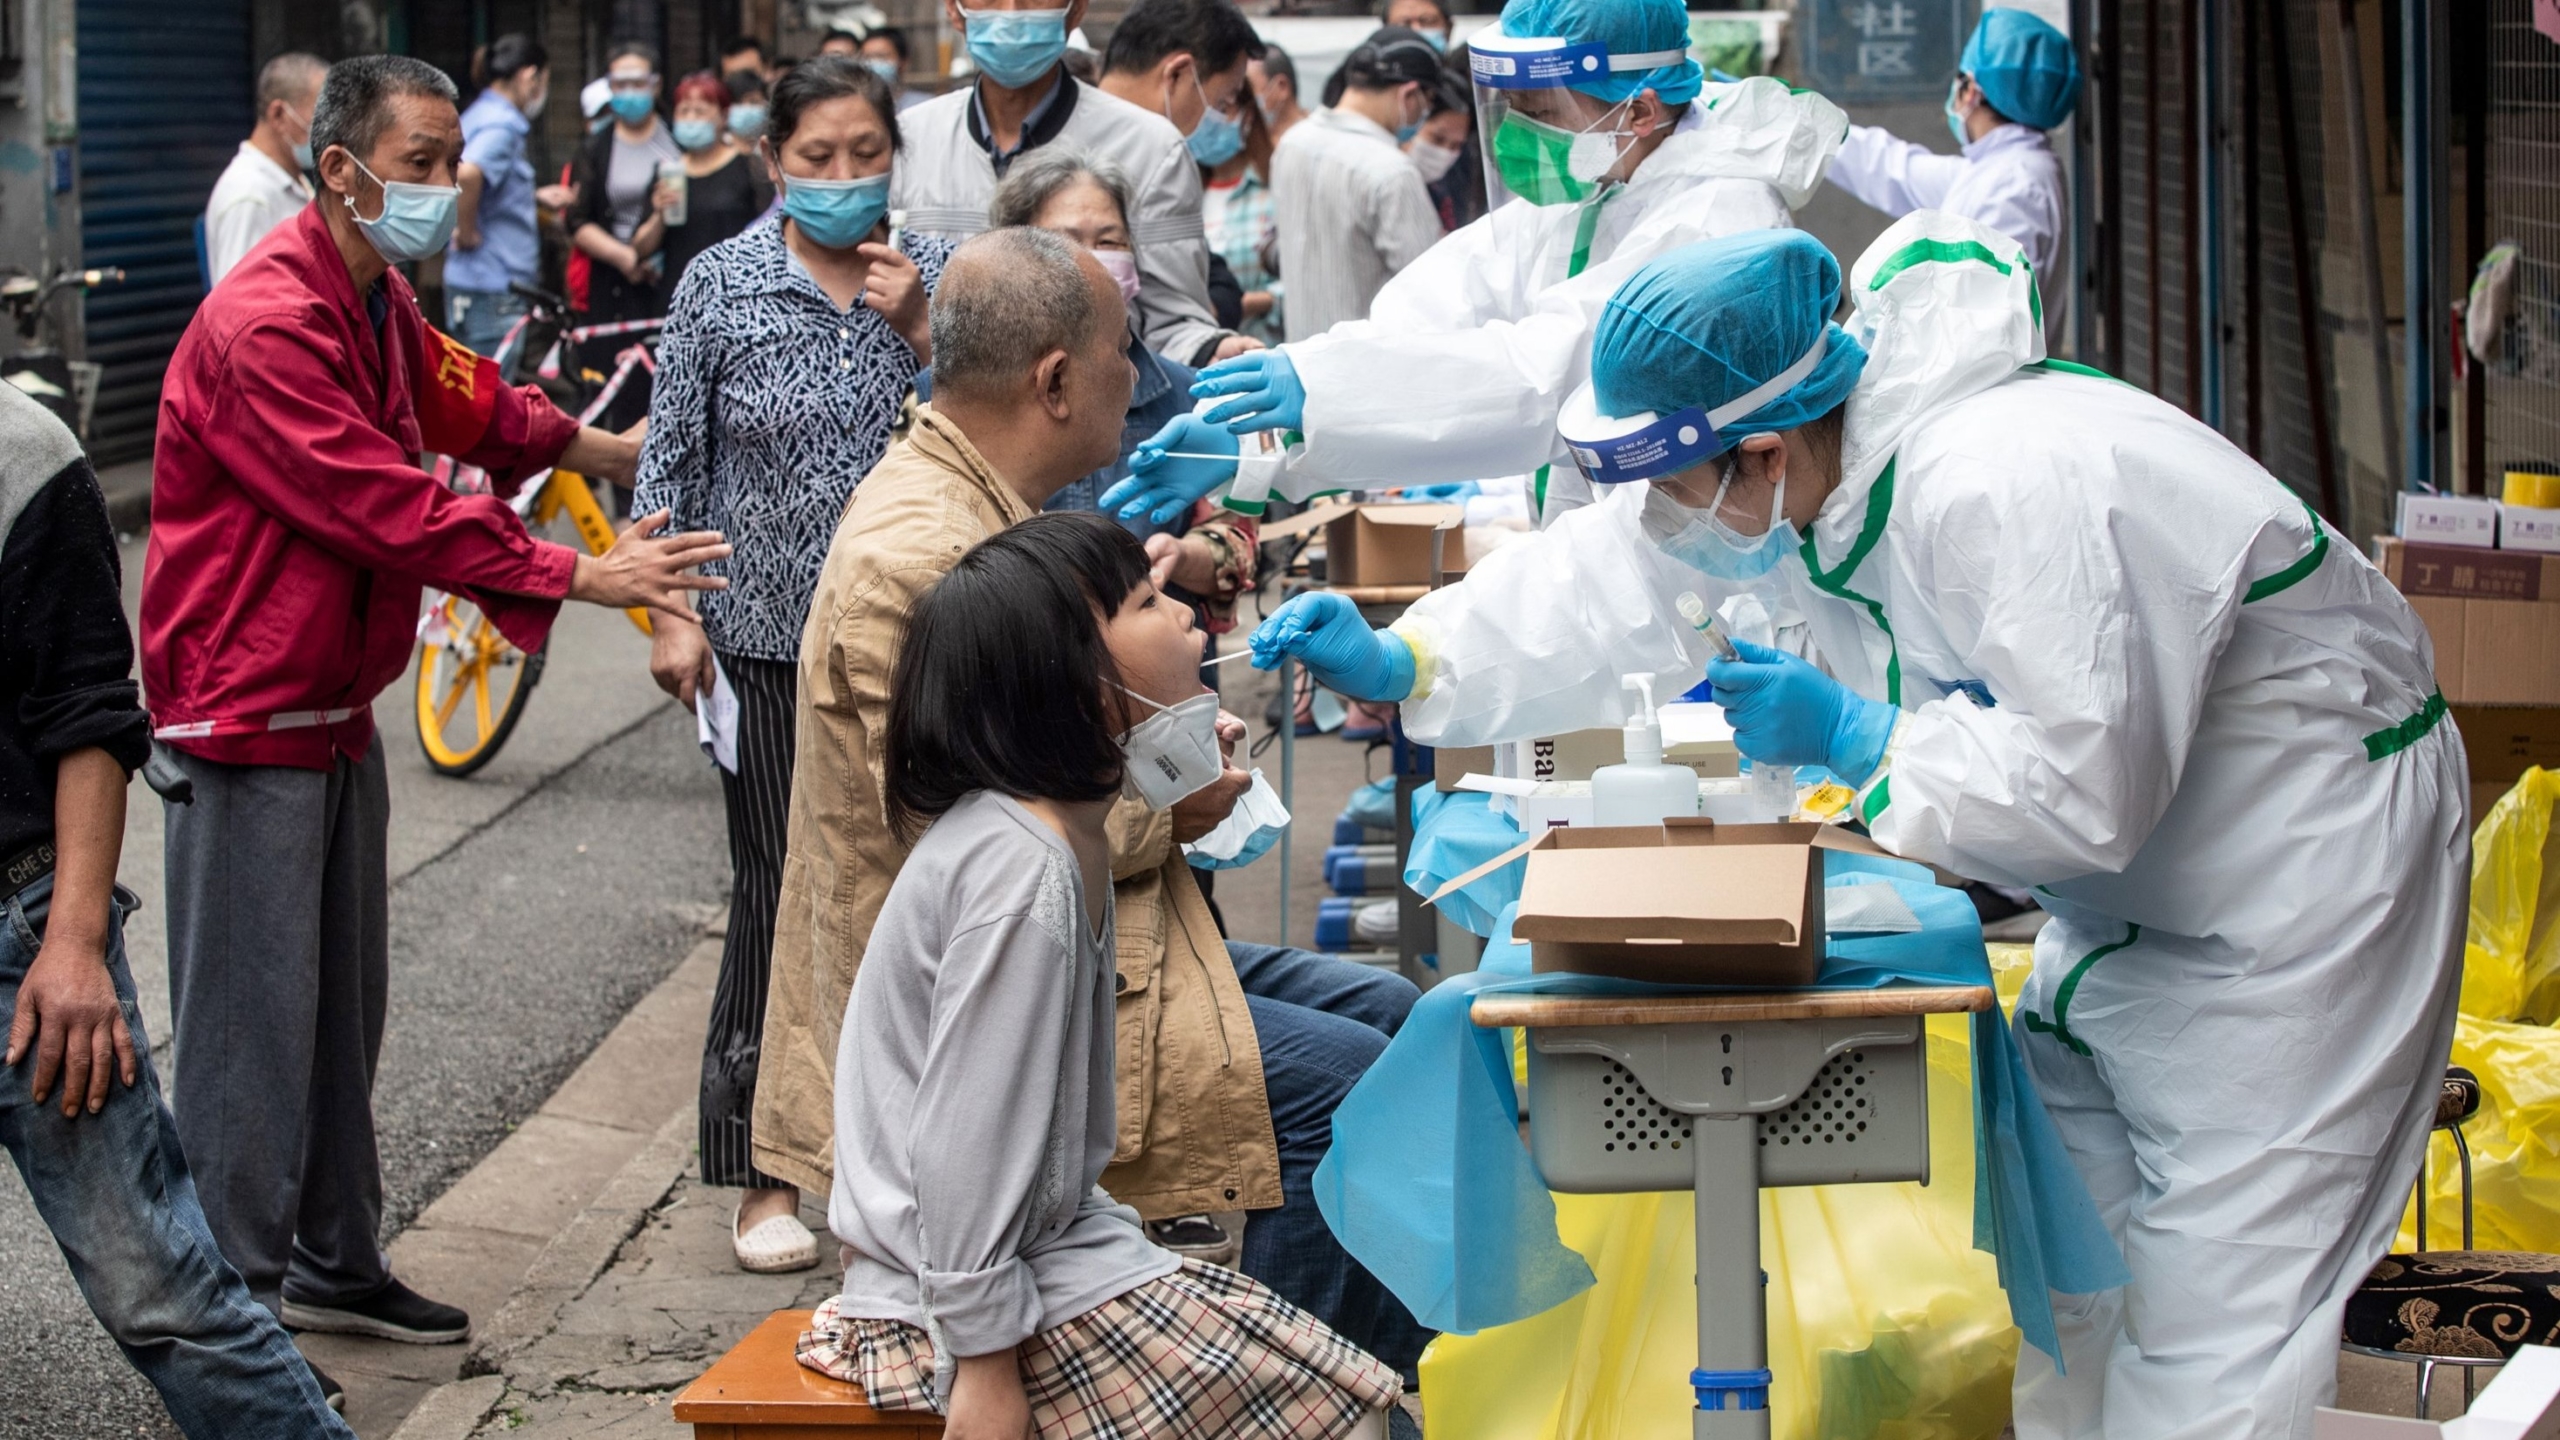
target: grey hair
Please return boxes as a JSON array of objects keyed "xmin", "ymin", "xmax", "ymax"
[
  {"xmin": 257, "ymin": 52, "xmax": 328, "ymax": 112},
  {"xmin": 986, "ymin": 150, "xmax": 1133, "ymax": 233},
  {"xmin": 930, "ymin": 228, "xmax": 1101, "ymax": 403},
  {"xmin": 310, "ymin": 55, "xmax": 458, "ymax": 165}
]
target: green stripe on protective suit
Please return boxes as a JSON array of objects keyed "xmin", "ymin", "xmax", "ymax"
[{"xmin": 1313, "ymin": 856, "xmax": 2128, "ymax": 1364}]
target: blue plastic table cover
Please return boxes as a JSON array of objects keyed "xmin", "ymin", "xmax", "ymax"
[
  {"xmin": 1404, "ymin": 789, "xmax": 1526, "ymax": 939},
  {"xmin": 1316, "ymin": 849, "xmax": 2130, "ymax": 1365}
]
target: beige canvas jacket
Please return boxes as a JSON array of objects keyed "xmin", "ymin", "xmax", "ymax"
[{"xmin": 752, "ymin": 406, "xmax": 1282, "ymax": 1218}]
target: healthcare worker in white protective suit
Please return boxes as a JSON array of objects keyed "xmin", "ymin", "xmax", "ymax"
[
  {"xmin": 1826, "ymin": 8, "xmax": 2075, "ymax": 284},
  {"xmin": 1249, "ymin": 216, "xmax": 2470, "ymax": 1440},
  {"xmin": 1095, "ymin": 0, "xmax": 1848, "ymax": 528}
]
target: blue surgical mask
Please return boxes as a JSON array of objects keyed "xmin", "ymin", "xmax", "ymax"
[
  {"xmin": 727, "ymin": 103, "xmax": 767, "ymax": 138},
  {"xmin": 1186, "ymin": 92, "xmax": 1246, "ymax": 166},
  {"xmin": 964, "ymin": 6, "xmax": 1070, "ymax": 89},
  {"xmin": 1184, "ymin": 769, "xmax": 1291, "ymax": 870},
  {"xmin": 864, "ymin": 57, "xmax": 903, "ymax": 87},
  {"xmin": 1394, "ymin": 122, "xmax": 1420, "ymax": 144},
  {"xmin": 1644, "ymin": 469, "xmax": 1798, "ymax": 581},
  {"xmin": 1945, "ymin": 76, "xmax": 1971, "ymax": 148},
  {"xmin": 674, "ymin": 118, "xmax": 719, "ymax": 150},
  {"xmin": 343, "ymin": 155, "xmax": 461, "ymax": 263},
  {"xmin": 609, "ymin": 87, "xmax": 655, "ymax": 124},
  {"xmin": 781, "ymin": 171, "xmax": 891, "ymax": 249},
  {"xmin": 293, "ymin": 140, "xmax": 315, "ymax": 170},
  {"xmin": 1420, "ymin": 28, "xmax": 1450, "ymax": 53}
]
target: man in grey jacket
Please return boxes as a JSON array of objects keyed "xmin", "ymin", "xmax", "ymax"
[{"xmin": 897, "ymin": 0, "xmax": 1261, "ymax": 367}]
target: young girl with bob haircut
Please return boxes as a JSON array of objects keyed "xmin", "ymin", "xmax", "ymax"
[{"xmin": 796, "ymin": 512, "xmax": 1401, "ymax": 1440}]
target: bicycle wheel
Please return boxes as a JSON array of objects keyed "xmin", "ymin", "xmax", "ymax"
[{"xmin": 414, "ymin": 592, "xmax": 545, "ymax": 777}]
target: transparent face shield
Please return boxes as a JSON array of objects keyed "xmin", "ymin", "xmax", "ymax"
[{"xmin": 1468, "ymin": 32, "xmax": 1690, "ymax": 207}]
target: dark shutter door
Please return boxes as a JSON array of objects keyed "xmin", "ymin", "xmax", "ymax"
[{"xmin": 77, "ymin": 0, "xmax": 253, "ymax": 463}]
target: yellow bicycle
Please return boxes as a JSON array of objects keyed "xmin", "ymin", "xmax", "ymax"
[
  {"xmin": 414, "ymin": 464, "xmax": 654, "ymax": 776},
  {"xmin": 416, "ymin": 292, "xmax": 665, "ymax": 776}
]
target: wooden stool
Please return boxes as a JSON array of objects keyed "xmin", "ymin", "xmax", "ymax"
[{"xmin": 672, "ymin": 1310, "xmax": 944, "ymax": 1438}]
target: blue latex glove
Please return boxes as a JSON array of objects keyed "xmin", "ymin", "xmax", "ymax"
[
  {"xmin": 1191, "ymin": 349, "xmax": 1307, "ymax": 433},
  {"xmin": 1705, "ymin": 639, "xmax": 1898, "ymax": 784},
  {"xmin": 1248, "ymin": 592, "xmax": 1416, "ymax": 701},
  {"xmin": 1100, "ymin": 414, "xmax": 1240, "ymax": 525}
]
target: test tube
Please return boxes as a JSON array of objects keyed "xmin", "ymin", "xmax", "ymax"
[{"xmin": 1674, "ymin": 591, "xmax": 1741, "ymax": 663}]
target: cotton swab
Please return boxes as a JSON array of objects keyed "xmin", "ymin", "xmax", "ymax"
[{"xmin": 1135, "ymin": 451, "xmax": 1243, "ymax": 463}]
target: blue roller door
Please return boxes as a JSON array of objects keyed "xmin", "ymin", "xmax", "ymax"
[{"xmin": 78, "ymin": 0, "xmax": 252, "ymax": 463}]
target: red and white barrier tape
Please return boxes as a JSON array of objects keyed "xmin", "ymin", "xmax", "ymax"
[{"xmin": 535, "ymin": 317, "xmax": 665, "ymax": 378}]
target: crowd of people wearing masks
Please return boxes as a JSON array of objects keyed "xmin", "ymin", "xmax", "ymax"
[{"xmin": 1, "ymin": 0, "xmax": 2461, "ymax": 1437}]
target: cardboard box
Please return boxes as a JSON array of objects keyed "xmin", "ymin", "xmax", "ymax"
[
  {"xmin": 2455, "ymin": 704, "xmax": 2560, "ymax": 783},
  {"xmin": 2378, "ymin": 538, "xmax": 2560, "ymax": 705},
  {"xmin": 1498, "ymin": 729, "xmax": 1626, "ymax": 785},
  {"xmin": 1496, "ymin": 719, "xmax": 1741, "ymax": 785},
  {"xmin": 1323, "ymin": 503, "xmax": 1465, "ymax": 587},
  {"xmin": 2507, "ymin": 503, "xmax": 2560, "ymax": 554},
  {"xmin": 1433, "ymin": 744, "xmax": 1496, "ymax": 791},
  {"xmin": 2397, "ymin": 491, "xmax": 2498, "ymax": 548},
  {"xmin": 1428, "ymin": 819, "xmax": 1885, "ymax": 986}
]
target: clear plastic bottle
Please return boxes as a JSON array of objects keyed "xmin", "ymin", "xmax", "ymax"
[{"xmin": 1591, "ymin": 673, "xmax": 1700, "ymax": 826}]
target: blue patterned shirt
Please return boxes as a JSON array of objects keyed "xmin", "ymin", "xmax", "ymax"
[{"xmin": 635, "ymin": 216, "xmax": 951, "ymax": 660}]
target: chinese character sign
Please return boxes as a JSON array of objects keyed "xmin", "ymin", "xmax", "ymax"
[{"xmin": 1801, "ymin": 0, "xmax": 1969, "ymax": 103}]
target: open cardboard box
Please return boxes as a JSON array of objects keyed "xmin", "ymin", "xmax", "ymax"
[
  {"xmin": 1323, "ymin": 503, "xmax": 1465, "ymax": 588},
  {"xmin": 1427, "ymin": 817, "xmax": 1890, "ymax": 987}
]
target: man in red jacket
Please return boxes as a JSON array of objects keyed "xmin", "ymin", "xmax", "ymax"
[{"xmin": 141, "ymin": 54, "xmax": 725, "ymax": 1390}]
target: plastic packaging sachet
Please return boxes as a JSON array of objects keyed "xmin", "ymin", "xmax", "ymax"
[{"xmin": 1313, "ymin": 852, "xmax": 2128, "ymax": 1364}]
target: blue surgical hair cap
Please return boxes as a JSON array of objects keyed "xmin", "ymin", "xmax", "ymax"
[
  {"xmin": 1962, "ymin": 9, "xmax": 2081, "ymax": 131},
  {"xmin": 1493, "ymin": 0, "xmax": 1704, "ymax": 106},
  {"xmin": 1591, "ymin": 230, "xmax": 1868, "ymax": 446}
]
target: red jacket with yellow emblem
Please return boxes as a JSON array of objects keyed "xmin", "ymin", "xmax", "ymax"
[{"xmin": 142, "ymin": 203, "xmax": 581, "ymax": 769}]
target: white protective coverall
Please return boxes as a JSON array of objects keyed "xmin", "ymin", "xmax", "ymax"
[
  {"xmin": 1397, "ymin": 210, "xmax": 2468, "ymax": 1440},
  {"xmin": 1227, "ymin": 76, "xmax": 1846, "ymax": 521},
  {"xmin": 1827, "ymin": 121, "xmax": 2064, "ymax": 288}
]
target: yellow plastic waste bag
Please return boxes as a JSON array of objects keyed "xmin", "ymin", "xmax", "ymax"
[
  {"xmin": 1420, "ymin": 1015, "xmax": 2019, "ymax": 1440},
  {"xmin": 2400, "ymin": 767, "xmax": 2560, "ymax": 1252}
]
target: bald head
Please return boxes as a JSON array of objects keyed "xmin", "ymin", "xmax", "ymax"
[
  {"xmin": 931, "ymin": 228, "xmax": 1119, "ymax": 403},
  {"xmin": 926, "ymin": 228, "xmax": 1134, "ymax": 505}
]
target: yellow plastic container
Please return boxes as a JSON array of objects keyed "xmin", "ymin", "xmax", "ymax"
[{"xmin": 2504, "ymin": 469, "xmax": 2560, "ymax": 508}]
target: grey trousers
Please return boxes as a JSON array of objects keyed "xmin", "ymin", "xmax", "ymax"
[{"xmin": 163, "ymin": 738, "xmax": 392, "ymax": 1318}]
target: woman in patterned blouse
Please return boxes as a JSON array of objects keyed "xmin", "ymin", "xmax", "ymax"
[{"xmin": 632, "ymin": 55, "xmax": 947, "ymax": 1276}]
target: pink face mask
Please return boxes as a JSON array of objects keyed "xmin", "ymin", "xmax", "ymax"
[{"xmin": 1094, "ymin": 248, "xmax": 1142, "ymax": 304}]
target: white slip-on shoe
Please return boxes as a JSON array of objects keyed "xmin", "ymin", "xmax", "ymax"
[{"xmin": 732, "ymin": 1208, "xmax": 821, "ymax": 1273}]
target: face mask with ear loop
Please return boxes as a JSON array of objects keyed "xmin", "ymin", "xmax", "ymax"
[
  {"xmin": 1469, "ymin": 31, "xmax": 1690, "ymax": 206},
  {"xmin": 1556, "ymin": 329, "xmax": 1835, "ymax": 579},
  {"xmin": 1115, "ymin": 685, "xmax": 1228, "ymax": 809}
]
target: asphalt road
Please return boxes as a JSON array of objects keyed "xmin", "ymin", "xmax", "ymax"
[{"xmin": 0, "ymin": 532, "xmax": 728, "ymax": 1438}]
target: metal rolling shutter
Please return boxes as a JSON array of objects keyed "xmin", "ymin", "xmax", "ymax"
[{"xmin": 77, "ymin": 0, "xmax": 252, "ymax": 463}]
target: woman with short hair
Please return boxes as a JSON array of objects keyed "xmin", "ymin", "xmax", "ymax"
[{"xmin": 633, "ymin": 55, "xmax": 946, "ymax": 1276}]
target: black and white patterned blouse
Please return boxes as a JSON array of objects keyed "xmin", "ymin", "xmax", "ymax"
[{"xmin": 635, "ymin": 215, "xmax": 951, "ymax": 661}]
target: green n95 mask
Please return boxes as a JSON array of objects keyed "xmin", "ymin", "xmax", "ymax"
[{"xmin": 1490, "ymin": 107, "xmax": 1629, "ymax": 207}]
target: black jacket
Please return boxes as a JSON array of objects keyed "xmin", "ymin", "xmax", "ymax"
[{"xmin": 0, "ymin": 385, "xmax": 149, "ymax": 864}]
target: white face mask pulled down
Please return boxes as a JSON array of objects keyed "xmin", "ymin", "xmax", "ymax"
[{"xmin": 1117, "ymin": 686, "xmax": 1226, "ymax": 810}]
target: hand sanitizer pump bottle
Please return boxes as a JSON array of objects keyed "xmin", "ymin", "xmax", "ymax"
[{"xmin": 1591, "ymin": 673, "xmax": 1700, "ymax": 826}]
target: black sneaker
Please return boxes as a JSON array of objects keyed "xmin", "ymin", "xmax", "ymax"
[
  {"xmin": 283, "ymin": 1278, "xmax": 469, "ymax": 1345},
  {"xmin": 1146, "ymin": 1215, "xmax": 1232, "ymax": 1256},
  {"xmin": 305, "ymin": 1357, "xmax": 345, "ymax": 1413}
]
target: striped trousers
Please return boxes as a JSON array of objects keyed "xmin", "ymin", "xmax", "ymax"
[{"xmin": 703, "ymin": 651, "xmax": 797, "ymax": 1190}]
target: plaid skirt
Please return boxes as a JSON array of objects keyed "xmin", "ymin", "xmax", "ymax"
[{"xmin": 797, "ymin": 1258, "xmax": 1401, "ymax": 1440}]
